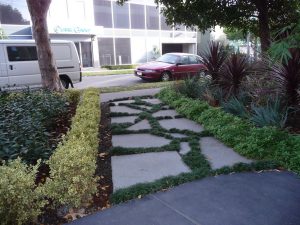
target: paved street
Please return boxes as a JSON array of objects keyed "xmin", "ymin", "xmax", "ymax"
[{"xmin": 74, "ymin": 74, "xmax": 146, "ymax": 89}]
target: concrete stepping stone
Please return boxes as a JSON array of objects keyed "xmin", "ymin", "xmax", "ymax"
[
  {"xmin": 110, "ymin": 106, "xmax": 142, "ymax": 114},
  {"xmin": 113, "ymin": 100, "xmax": 135, "ymax": 105},
  {"xmin": 127, "ymin": 120, "xmax": 151, "ymax": 131},
  {"xmin": 142, "ymin": 98, "xmax": 162, "ymax": 104},
  {"xmin": 139, "ymin": 105, "xmax": 152, "ymax": 110},
  {"xmin": 159, "ymin": 118, "xmax": 204, "ymax": 132},
  {"xmin": 170, "ymin": 133, "xmax": 188, "ymax": 138},
  {"xmin": 200, "ymin": 137, "xmax": 253, "ymax": 169},
  {"xmin": 112, "ymin": 134, "xmax": 171, "ymax": 148},
  {"xmin": 111, "ymin": 116, "xmax": 137, "ymax": 124},
  {"xmin": 153, "ymin": 110, "xmax": 179, "ymax": 118},
  {"xmin": 179, "ymin": 142, "xmax": 191, "ymax": 155},
  {"xmin": 112, "ymin": 152, "xmax": 191, "ymax": 191}
]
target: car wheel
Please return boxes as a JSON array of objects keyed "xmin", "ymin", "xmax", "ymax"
[
  {"xmin": 161, "ymin": 72, "xmax": 171, "ymax": 82},
  {"xmin": 60, "ymin": 78, "xmax": 69, "ymax": 89}
]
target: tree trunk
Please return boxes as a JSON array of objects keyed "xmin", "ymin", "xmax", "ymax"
[
  {"xmin": 26, "ymin": 0, "xmax": 63, "ymax": 91},
  {"xmin": 254, "ymin": 0, "xmax": 271, "ymax": 53}
]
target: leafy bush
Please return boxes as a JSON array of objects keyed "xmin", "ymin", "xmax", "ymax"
[
  {"xmin": 250, "ymin": 96, "xmax": 289, "ymax": 128},
  {"xmin": 0, "ymin": 158, "xmax": 46, "ymax": 225},
  {"xmin": 44, "ymin": 88, "xmax": 100, "ymax": 207},
  {"xmin": 200, "ymin": 41, "xmax": 228, "ymax": 82},
  {"xmin": 0, "ymin": 90, "xmax": 69, "ymax": 164},
  {"xmin": 159, "ymin": 87, "xmax": 300, "ymax": 174}
]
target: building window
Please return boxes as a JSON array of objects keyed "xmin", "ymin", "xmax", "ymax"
[
  {"xmin": 94, "ymin": 0, "xmax": 112, "ymax": 28},
  {"xmin": 113, "ymin": 2, "xmax": 129, "ymax": 29},
  {"xmin": 7, "ymin": 46, "xmax": 37, "ymax": 61},
  {"xmin": 98, "ymin": 38, "xmax": 115, "ymax": 66},
  {"xmin": 146, "ymin": 6, "xmax": 159, "ymax": 30},
  {"xmin": 0, "ymin": 0, "xmax": 30, "ymax": 25},
  {"xmin": 160, "ymin": 14, "xmax": 172, "ymax": 30},
  {"xmin": 130, "ymin": 4, "xmax": 145, "ymax": 29},
  {"xmin": 115, "ymin": 38, "xmax": 131, "ymax": 65}
]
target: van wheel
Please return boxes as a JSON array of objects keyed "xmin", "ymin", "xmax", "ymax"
[
  {"xmin": 60, "ymin": 78, "xmax": 69, "ymax": 89},
  {"xmin": 161, "ymin": 72, "xmax": 171, "ymax": 82}
]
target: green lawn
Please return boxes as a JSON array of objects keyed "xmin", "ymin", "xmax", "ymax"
[
  {"xmin": 100, "ymin": 81, "xmax": 173, "ymax": 93},
  {"xmin": 82, "ymin": 69, "xmax": 134, "ymax": 76}
]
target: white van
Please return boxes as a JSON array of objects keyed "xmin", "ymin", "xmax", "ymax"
[{"xmin": 0, "ymin": 40, "xmax": 81, "ymax": 89}]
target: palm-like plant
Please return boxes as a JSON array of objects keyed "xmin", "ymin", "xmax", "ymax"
[
  {"xmin": 200, "ymin": 41, "xmax": 228, "ymax": 82},
  {"xmin": 219, "ymin": 53, "xmax": 251, "ymax": 97},
  {"xmin": 271, "ymin": 49, "xmax": 300, "ymax": 106}
]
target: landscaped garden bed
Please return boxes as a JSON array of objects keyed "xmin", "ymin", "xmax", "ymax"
[{"xmin": 0, "ymin": 88, "xmax": 101, "ymax": 225}]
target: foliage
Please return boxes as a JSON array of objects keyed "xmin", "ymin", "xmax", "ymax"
[
  {"xmin": 0, "ymin": 90, "xmax": 68, "ymax": 164},
  {"xmin": 223, "ymin": 27, "xmax": 246, "ymax": 41},
  {"xmin": 173, "ymin": 77, "xmax": 210, "ymax": 99},
  {"xmin": 271, "ymin": 49, "xmax": 300, "ymax": 106},
  {"xmin": 200, "ymin": 42, "xmax": 228, "ymax": 82},
  {"xmin": 0, "ymin": 158, "xmax": 46, "ymax": 225},
  {"xmin": 219, "ymin": 53, "xmax": 251, "ymax": 96},
  {"xmin": 221, "ymin": 95, "xmax": 250, "ymax": 119},
  {"xmin": 159, "ymin": 87, "xmax": 300, "ymax": 174},
  {"xmin": 45, "ymin": 88, "xmax": 100, "ymax": 208},
  {"xmin": 250, "ymin": 96, "xmax": 289, "ymax": 128},
  {"xmin": 0, "ymin": 28, "xmax": 7, "ymax": 39},
  {"xmin": 269, "ymin": 19, "xmax": 300, "ymax": 63}
]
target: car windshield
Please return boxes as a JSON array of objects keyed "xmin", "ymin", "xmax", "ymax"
[{"xmin": 156, "ymin": 54, "xmax": 179, "ymax": 64}]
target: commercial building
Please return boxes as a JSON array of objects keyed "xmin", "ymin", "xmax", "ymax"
[{"xmin": 0, "ymin": 0, "xmax": 198, "ymax": 67}]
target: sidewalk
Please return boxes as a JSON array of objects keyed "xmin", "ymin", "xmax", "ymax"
[{"xmin": 70, "ymin": 171, "xmax": 300, "ymax": 225}]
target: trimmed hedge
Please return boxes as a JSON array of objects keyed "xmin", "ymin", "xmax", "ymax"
[
  {"xmin": 0, "ymin": 88, "xmax": 100, "ymax": 224},
  {"xmin": 158, "ymin": 87, "xmax": 300, "ymax": 174}
]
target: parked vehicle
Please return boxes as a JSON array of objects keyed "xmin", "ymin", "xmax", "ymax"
[
  {"xmin": 0, "ymin": 40, "xmax": 81, "ymax": 89},
  {"xmin": 134, "ymin": 53, "xmax": 207, "ymax": 81}
]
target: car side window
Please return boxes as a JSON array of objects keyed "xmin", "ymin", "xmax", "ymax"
[
  {"xmin": 7, "ymin": 46, "xmax": 38, "ymax": 62},
  {"xmin": 180, "ymin": 55, "xmax": 189, "ymax": 65},
  {"xmin": 188, "ymin": 55, "xmax": 199, "ymax": 64}
]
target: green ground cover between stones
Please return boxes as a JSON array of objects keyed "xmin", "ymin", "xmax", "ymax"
[{"xmin": 108, "ymin": 95, "xmax": 280, "ymax": 204}]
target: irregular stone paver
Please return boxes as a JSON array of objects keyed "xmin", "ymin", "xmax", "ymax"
[
  {"xmin": 139, "ymin": 105, "xmax": 152, "ymax": 110},
  {"xmin": 127, "ymin": 120, "xmax": 151, "ymax": 131},
  {"xmin": 113, "ymin": 100, "xmax": 135, "ymax": 105},
  {"xmin": 112, "ymin": 134, "xmax": 171, "ymax": 148},
  {"xmin": 200, "ymin": 137, "xmax": 253, "ymax": 169},
  {"xmin": 142, "ymin": 98, "xmax": 162, "ymax": 104},
  {"xmin": 110, "ymin": 106, "xmax": 142, "ymax": 114},
  {"xmin": 179, "ymin": 142, "xmax": 191, "ymax": 155},
  {"xmin": 112, "ymin": 152, "xmax": 191, "ymax": 191},
  {"xmin": 70, "ymin": 172, "xmax": 300, "ymax": 225},
  {"xmin": 159, "ymin": 118, "xmax": 204, "ymax": 132},
  {"xmin": 170, "ymin": 133, "xmax": 188, "ymax": 138},
  {"xmin": 153, "ymin": 110, "xmax": 179, "ymax": 118},
  {"xmin": 111, "ymin": 116, "xmax": 137, "ymax": 124}
]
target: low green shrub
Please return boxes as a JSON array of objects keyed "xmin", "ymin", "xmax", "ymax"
[
  {"xmin": 0, "ymin": 90, "xmax": 70, "ymax": 164},
  {"xmin": 102, "ymin": 64, "xmax": 136, "ymax": 70},
  {"xmin": 44, "ymin": 88, "xmax": 100, "ymax": 207},
  {"xmin": 158, "ymin": 87, "xmax": 300, "ymax": 174},
  {"xmin": 0, "ymin": 158, "xmax": 46, "ymax": 225}
]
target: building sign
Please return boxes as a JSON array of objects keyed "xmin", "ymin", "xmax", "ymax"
[{"xmin": 50, "ymin": 25, "xmax": 93, "ymax": 34}]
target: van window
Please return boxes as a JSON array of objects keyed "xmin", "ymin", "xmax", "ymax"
[
  {"xmin": 52, "ymin": 45, "xmax": 72, "ymax": 60},
  {"xmin": 7, "ymin": 46, "xmax": 38, "ymax": 61}
]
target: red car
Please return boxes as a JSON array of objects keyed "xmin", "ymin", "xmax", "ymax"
[{"xmin": 134, "ymin": 53, "xmax": 207, "ymax": 81}]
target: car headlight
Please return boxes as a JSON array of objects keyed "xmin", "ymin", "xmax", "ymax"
[{"xmin": 144, "ymin": 69, "xmax": 156, "ymax": 73}]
